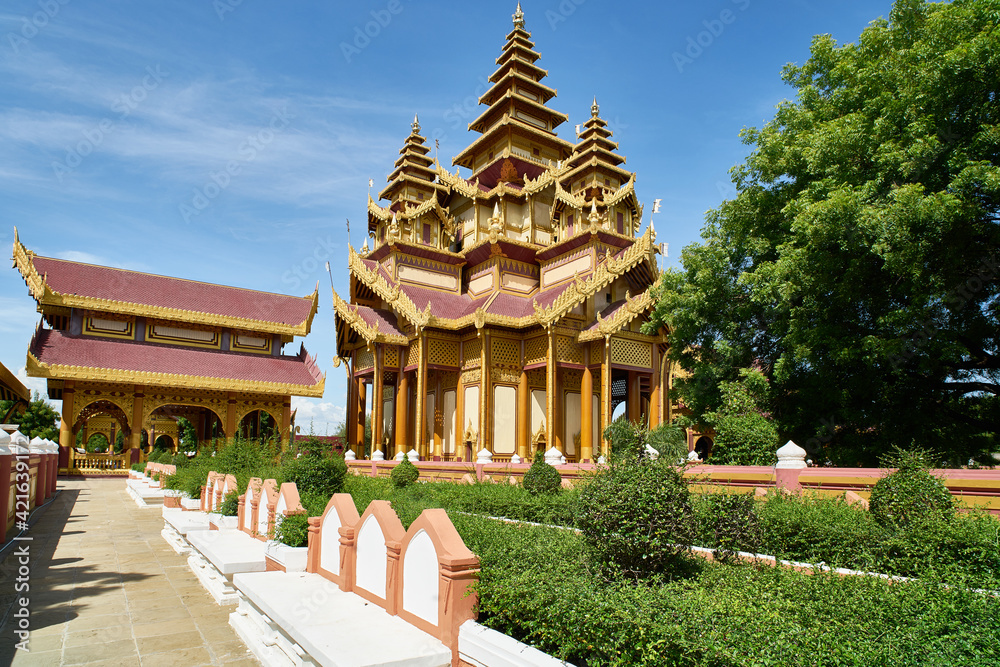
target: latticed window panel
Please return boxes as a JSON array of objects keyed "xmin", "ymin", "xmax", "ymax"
[
  {"xmin": 438, "ymin": 371, "xmax": 459, "ymax": 390},
  {"xmin": 556, "ymin": 335, "xmax": 584, "ymax": 365},
  {"xmin": 355, "ymin": 348, "xmax": 374, "ymax": 371},
  {"xmin": 590, "ymin": 340, "xmax": 605, "ymax": 363},
  {"xmin": 384, "ymin": 346, "xmax": 399, "ymax": 369},
  {"xmin": 463, "ymin": 338, "xmax": 482, "ymax": 369},
  {"xmin": 611, "ymin": 374, "xmax": 628, "ymax": 413},
  {"xmin": 428, "ymin": 338, "xmax": 459, "ymax": 367},
  {"xmin": 406, "ymin": 342, "xmax": 420, "ymax": 368},
  {"xmin": 611, "ymin": 338, "xmax": 652, "ymax": 369},
  {"xmin": 382, "ymin": 371, "xmax": 397, "ymax": 388},
  {"xmin": 491, "ymin": 337, "xmax": 521, "ymax": 368},
  {"xmin": 562, "ymin": 369, "xmax": 582, "ymax": 391},
  {"xmin": 525, "ymin": 336, "xmax": 547, "ymax": 366},
  {"xmin": 526, "ymin": 369, "xmax": 546, "ymax": 387}
]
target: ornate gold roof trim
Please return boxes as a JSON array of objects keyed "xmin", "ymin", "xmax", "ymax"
[
  {"xmin": 553, "ymin": 181, "xmax": 585, "ymax": 209},
  {"xmin": 12, "ymin": 232, "xmax": 319, "ymax": 337},
  {"xmin": 577, "ymin": 288, "xmax": 655, "ymax": 342},
  {"xmin": 26, "ymin": 352, "xmax": 326, "ymax": 398},
  {"xmin": 331, "ymin": 288, "xmax": 408, "ymax": 346},
  {"xmin": 348, "ymin": 227, "xmax": 657, "ymax": 332}
]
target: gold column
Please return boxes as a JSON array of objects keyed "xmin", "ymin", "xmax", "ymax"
[
  {"xmin": 601, "ymin": 337, "xmax": 611, "ymax": 457},
  {"xmin": 581, "ymin": 365, "xmax": 593, "ymax": 462},
  {"xmin": 479, "ymin": 330, "xmax": 489, "ymax": 453},
  {"xmin": 415, "ymin": 333, "xmax": 427, "ymax": 459},
  {"xmin": 395, "ymin": 371, "xmax": 409, "ymax": 454},
  {"xmin": 373, "ymin": 347, "xmax": 384, "ymax": 453},
  {"xmin": 60, "ymin": 382, "xmax": 75, "ymax": 468},
  {"xmin": 517, "ymin": 370, "xmax": 529, "ymax": 460},
  {"xmin": 281, "ymin": 398, "xmax": 292, "ymax": 450},
  {"xmin": 433, "ymin": 373, "xmax": 443, "ymax": 461},
  {"xmin": 346, "ymin": 366, "xmax": 357, "ymax": 454},
  {"xmin": 649, "ymin": 344, "xmax": 660, "ymax": 429},
  {"xmin": 225, "ymin": 391, "xmax": 237, "ymax": 445},
  {"xmin": 545, "ymin": 328, "xmax": 555, "ymax": 450},
  {"xmin": 355, "ymin": 376, "xmax": 366, "ymax": 456}
]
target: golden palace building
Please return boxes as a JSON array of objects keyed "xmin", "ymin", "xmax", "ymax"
[
  {"xmin": 333, "ymin": 5, "xmax": 674, "ymax": 463},
  {"xmin": 13, "ymin": 229, "xmax": 324, "ymax": 470}
]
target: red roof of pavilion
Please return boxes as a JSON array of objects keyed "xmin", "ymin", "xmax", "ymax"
[
  {"xmin": 28, "ymin": 328, "xmax": 324, "ymax": 395},
  {"xmin": 28, "ymin": 255, "xmax": 317, "ymax": 331}
]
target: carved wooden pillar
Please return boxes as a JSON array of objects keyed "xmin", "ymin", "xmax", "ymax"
[
  {"xmin": 601, "ymin": 337, "xmax": 611, "ymax": 457},
  {"xmin": 395, "ymin": 371, "xmax": 409, "ymax": 453},
  {"xmin": 545, "ymin": 327, "xmax": 555, "ymax": 449},
  {"xmin": 225, "ymin": 391, "xmax": 237, "ymax": 445},
  {"xmin": 373, "ymin": 347, "xmax": 384, "ymax": 454},
  {"xmin": 355, "ymin": 376, "xmax": 366, "ymax": 456},
  {"xmin": 479, "ymin": 330, "xmax": 489, "ymax": 453},
  {"xmin": 517, "ymin": 369, "xmax": 529, "ymax": 460},
  {"xmin": 581, "ymin": 364, "xmax": 593, "ymax": 462},
  {"xmin": 281, "ymin": 397, "xmax": 292, "ymax": 450},
  {"xmin": 628, "ymin": 371, "xmax": 640, "ymax": 423},
  {"xmin": 60, "ymin": 382, "xmax": 75, "ymax": 452},
  {"xmin": 649, "ymin": 344, "xmax": 661, "ymax": 429},
  {"xmin": 415, "ymin": 333, "xmax": 427, "ymax": 459},
  {"xmin": 432, "ymin": 372, "xmax": 443, "ymax": 461}
]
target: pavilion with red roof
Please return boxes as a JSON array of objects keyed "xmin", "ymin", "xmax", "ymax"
[
  {"xmin": 13, "ymin": 229, "xmax": 323, "ymax": 470},
  {"xmin": 332, "ymin": 6, "xmax": 677, "ymax": 463}
]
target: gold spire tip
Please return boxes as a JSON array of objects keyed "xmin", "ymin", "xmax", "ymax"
[
  {"xmin": 513, "ymin": 2, "xmax": 525, "ymax": 29},
  {"xmin": 591, "ymin": 97, "xmax": 600, "ymax": 117},
  {"xmin": 411, "ymin": 114, "xmax": 420, "ymax": 134}
]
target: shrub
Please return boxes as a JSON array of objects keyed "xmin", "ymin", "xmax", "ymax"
[
  {"xmin": 602, "ymin": 416, "xmax": 647, "ymax": 461},
  {"xmin": 219, "ymin": 490, "xmax": 239, "ymax": 517},
  {"xmin": 522, "ymin": 458, "xmax": 562, "ymax": 495},
  {"xmin": 283, "ymin": 452, "xmax": 347, "ymax": 498},
  {"xmin": 757, "ymin": 491, "xmax": 880, "ymax": 569},
  {"xmin": 390, "ymin": 456, "xmax": 420, "ymax": 488},
  {"xmin": 869, "ymin": 449, "xmax": 954, "ymax": 529},
  {"xmin": 696, "ymin": 493, "xmax": 764, "ymax": 562},
  {"xmin": 273, "ymin": 512, "xmax": 309, "ymax": 547},
  {"xmin": 576, "ymin": 459, "xmax": 694, "ymax": 579}
]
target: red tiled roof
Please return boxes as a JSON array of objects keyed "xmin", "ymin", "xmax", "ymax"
[
  {"xmin": 355, "ymin": 306, "xmax": 406, "ymax": 338},
  {"xmin": 400, "ymin": 283, "xmax": 489, "ymax": 320},
  {"xmin": 30, "ymin": 256, "xmax": 316, "ymax": 329},
  {"xmin": 29, "ymin": 329, "xmax": 323, "ymax": 393}
]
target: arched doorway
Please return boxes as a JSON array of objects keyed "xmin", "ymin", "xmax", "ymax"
[
  {"xmin": 238, "ymin": 409, "xmax": 278, "ymax": 443},
  {"xmin": 694, "ymin": 436, "xmax": 713, "ymax": 461},
  {"xmin": 146, "ymin": 404, "xmax": 225, "ymax": 455},
  {"xmin": 153, "ymin": 434, "xmax": 175, "ymax": 452},
  {"xmin": 86, "ymin": 432, "xmax": 110, "ymax": 453}
]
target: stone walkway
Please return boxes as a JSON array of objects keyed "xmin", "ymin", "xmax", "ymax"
[{"xmin": 0, "ymin": 478, "xmax": 259, "ymax": 666}]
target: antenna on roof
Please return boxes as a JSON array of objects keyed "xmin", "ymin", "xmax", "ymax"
[
  {"xmin": 346, "ymin": 218, "xmax": 351, "ymax": 249},
  {"xmin": 325, "ymin": 261, "xmax": 335, "ymax": 294}
]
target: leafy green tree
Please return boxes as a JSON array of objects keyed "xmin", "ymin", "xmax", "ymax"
[
  {"xmin": 648, "ymin": 0, "xmax": 1000, "ymax": 465},
  {"xmin": 702, "ymin": 368, "xmax": 779, "ymax": 465},
  {"xmin": 2, "ymin": 392, "xmax": 59, "ymax": 440},
  {"xmin": 176, "ymin": 417, "xmax": 198, "ymax": 451}
]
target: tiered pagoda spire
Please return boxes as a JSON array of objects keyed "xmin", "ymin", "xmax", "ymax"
[
  {"xmin": 452, "ymin": 5, "xmax": 575, "ymax": 178},
  {"xmin": 377, "ymin": 114, "xmax": 443, "ymax": 210},
  {"xmin": 561, "ymin": 98, "xmax": 640, "ymax": 237}
]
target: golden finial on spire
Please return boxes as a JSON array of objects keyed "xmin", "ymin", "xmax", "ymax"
[
  {"xmin": 513, "ymin": 2, "xmax": 525, "ymax": 29},
  {"xmin": 591, "ymin": 96, "xmax": 600, "ymax": 118},
  {"xmin": 411, "ymin": 113, "xmax": 420, "ymax": 134}
]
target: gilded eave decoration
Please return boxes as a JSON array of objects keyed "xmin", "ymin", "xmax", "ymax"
[
  {"xmin": 26, "ymin": 352, "xmax": 326, "ymax": 398},
  {"xmin": 348, "ymin": 227, "xmax": 657, "ymax": 332},
  {"xmin": 577, "ymin": 287, "xmax": 656, "ymax": 342},
  {"xmin": 331, "ymin": 288, "xmax": 408, "ymax": 346}
]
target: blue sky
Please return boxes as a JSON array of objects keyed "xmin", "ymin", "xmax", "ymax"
[{"xmin": 0, "ymin": 0, "xmax": 895, "ymax": 433}]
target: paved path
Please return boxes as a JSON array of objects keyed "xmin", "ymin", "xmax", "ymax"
[{"xmin": 0, "ymin": 478, "xmax": 259, "ymax": 666}]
